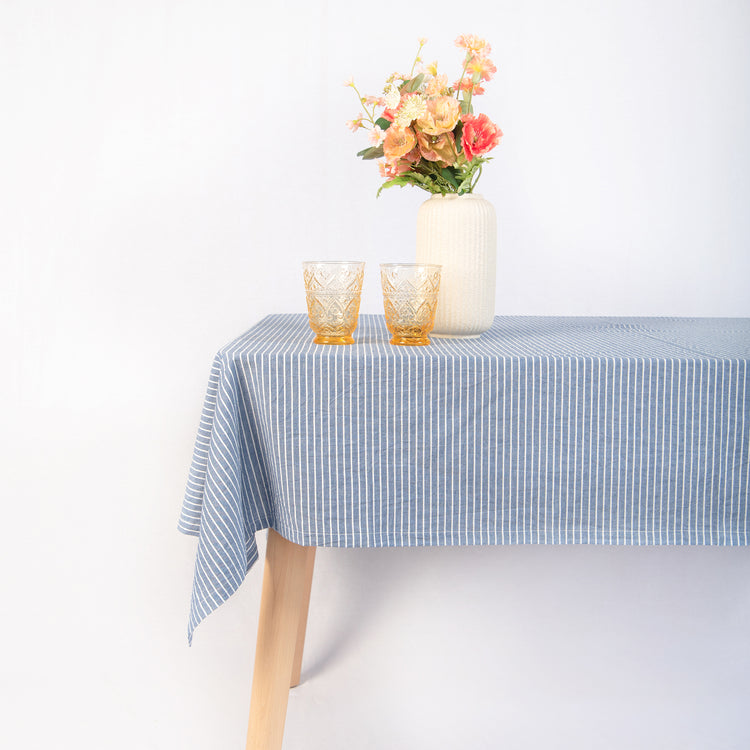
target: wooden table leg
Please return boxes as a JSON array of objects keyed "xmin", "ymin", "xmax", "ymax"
[
  {"xmin": 290, "ymin": 545, "xmax": 316, "ymax": 688},
  {"xmin": 246, "ymin": 529, "xmax": 316, "ymax": 750}
]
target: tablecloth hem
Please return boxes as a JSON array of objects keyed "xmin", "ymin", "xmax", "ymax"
[
  {"xmin": 178, "ymin": 523, "xmax": 199, "ymax": 538},
  {"xmin": 273, "ymin": 524, "xmax": 749, "ymax": 548}
]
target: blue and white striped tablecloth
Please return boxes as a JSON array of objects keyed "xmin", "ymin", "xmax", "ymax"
[{"xmin": 179, "ymin": 314, "xmax": 750, "ymax": 642}]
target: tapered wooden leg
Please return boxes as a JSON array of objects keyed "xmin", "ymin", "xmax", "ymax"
[
  {"xmin": 246, "ymin": 530, "xmax": 316, "ymax": 750},
  {"xmin": 290, "ymin": 547, "xmax": 316, "ymax": 688}
]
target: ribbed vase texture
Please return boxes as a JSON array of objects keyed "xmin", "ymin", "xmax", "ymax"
[{"xmin": 415, "ymin": 194, "xmax": 496, "ymax": 337}]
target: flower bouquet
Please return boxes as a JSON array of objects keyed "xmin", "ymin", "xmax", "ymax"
[{"xmin": 347, "ymin": 35, "xmax": 502, "ymax": 196}]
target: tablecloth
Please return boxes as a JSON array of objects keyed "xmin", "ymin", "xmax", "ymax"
[{"xmin": 180, "ymin": 314, "xmax": 750, "ymax": 642}]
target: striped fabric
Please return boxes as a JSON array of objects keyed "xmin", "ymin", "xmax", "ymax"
[{"xmin": 180, "ymin": 314, "xmax": 750, "ymax": 642}]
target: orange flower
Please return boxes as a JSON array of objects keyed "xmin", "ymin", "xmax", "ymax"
[
  {"xmin": 461, "ymin": 113, "xmax": 502, "ymax": 161},
  {"xmin": 415, "ymin": 129, "xmax": 457, "ymax": 166},
  {"xmin": 383, "ymin": 125, "xmax": 417, "ymax": 162},
  {"xmin": 416, "ymin": 96, "xmax": 460, "ymax": 136}
]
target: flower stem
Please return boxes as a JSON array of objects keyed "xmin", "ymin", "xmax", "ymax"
[
  {"xmin": 456, "ymin": 52, "xmax": 471, "ymax": 107},
  {"xmin": 350, "ymin": 83, "xmax": 376, "ymax": 125},
  {"xmin": 408, "ymin": 40, "xmax": 426, "ymax": 79}
]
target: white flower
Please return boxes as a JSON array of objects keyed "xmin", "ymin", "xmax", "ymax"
[
  {"xmin": 394, "ymin": 94, "xmax": 427, "ymax": 128},
  {"xmin": 384, "ymin": 85, "xmax": 401, "ymax": 110}
]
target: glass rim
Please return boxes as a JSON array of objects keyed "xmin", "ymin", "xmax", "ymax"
[{"xmin": 302, "ymin": 260, "xmax": 365, "ymax": 267}]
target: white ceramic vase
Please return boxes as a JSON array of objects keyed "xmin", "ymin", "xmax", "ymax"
[{"xmin": 415, "ymin": 193, "xmax": 497, "ymax": 338}]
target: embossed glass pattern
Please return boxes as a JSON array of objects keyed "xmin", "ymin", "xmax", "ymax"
[
  {"xmin": 380, "ymin": 263, "xmax": 442, "ymax": 346},
  {"xmin": 303, "ymin": 261, "xmax": 365, "ymax": 344}
]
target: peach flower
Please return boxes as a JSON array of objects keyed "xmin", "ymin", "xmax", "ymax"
[
  {"xmin": 415, "ymin": 129, "xmax": 457, "ymax": 165},
  {"xmin": 383, "ymin": 125, "xmax": 417, "ymax": 162},
  {"xmin": 454, "ymin": 77, "xmax": 486, "ymax": 95},
  {"xmin": 455, "ymin": 34, "xmax": 492, "ymax": 58},
  {"xmin": 425, "ymin": 74, "xmax": 449, "ymax": 96},
  {"xmin": 467, "ymin": 55, "xmax": 497, "ymax": 82},
  {"xmin": 416, "ymin": 96, "xmax": 460, "ymax": 136},
  {"xmin": 378, "ymin": 158, "xmax": 412, "ymax": 179},
  {"xmin": 461, "ymin": 113, "xmax": 502, "ymax": 161},
  {"xmin": 346, "ymin": 114, "xmax": 364, "ymax": 132},
  {"xmin": 368, "ymin": 125, "xmax": 386, "ymax": 146}
]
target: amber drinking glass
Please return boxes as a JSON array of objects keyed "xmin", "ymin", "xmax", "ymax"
[
  {"xmin": 380, "ymin": 263, "xmax": 442, "ymax": 346},
  {"xmin": 303, "ymin": 261, "xmax": 365, "ymax": 344}
]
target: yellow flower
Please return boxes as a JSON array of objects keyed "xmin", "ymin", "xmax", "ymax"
[
  {"xmin": 416, "ymin": 96, "xmax": 460, "ymax": 136},
  {"xmin": 383, "ymin": 126, "xmax": 417, "ymax": 162}
]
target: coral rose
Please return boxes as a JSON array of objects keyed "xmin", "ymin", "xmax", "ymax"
[
  {"xmin": 416, "ymin": 96, "xmax": 460, "ymax": 136},
  {"xmin": 383, "ymin": 125, "xmax": 417, "ymax": 162},
  {"xmin": 461, "ymin": 113, "xmax": 502, "ymax": 161}
]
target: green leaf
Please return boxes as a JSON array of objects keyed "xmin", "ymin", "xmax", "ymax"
[
  {"xmin": 357, "ymin": 145, "xmax": 384, "ymax": 160},
  {"xmin": 404, "ymin": 73, "xmax": 425, "ymax": 92},
  {"xmin": 440, "ymin": 168, "xmax": 459, "ymax": 189},
  {"xmin": 454, "ymin": 121, "xmax": 464, "ymax": 150},
  {"xmin": 376, "ymin": 175, "xmax": 413, "ymax": 197},
  {"xmin": 456, "ymin": 170, "xmax": 475, "ymax": 194},
  {"xmin": 460, "ymin": 99, "xmax": 472, "ymax": 115},
  {"xmin": 376, "ymin": 171, "xmax": 442, "ymax": 198},
  {"xmin": 375, "ymin": 117, "xmax": 391, "ymax": 130}
]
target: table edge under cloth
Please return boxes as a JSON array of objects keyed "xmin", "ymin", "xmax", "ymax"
[{"xmin": 179, "ymin": 314, "xmax": 750, "ymax": 642}]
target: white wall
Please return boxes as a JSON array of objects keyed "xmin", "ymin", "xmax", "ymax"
[{"xmin": 2, "ymin": 1, "xmax": 749, "ymax": 748}]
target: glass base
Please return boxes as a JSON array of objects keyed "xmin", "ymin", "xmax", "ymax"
[
  {"xmin": 390, "ymin": 336, "xmax": 430, "ymax": 346},
  {"xmin": 313, "ymin": 334, "xmax": 355, "ymax": 345}
]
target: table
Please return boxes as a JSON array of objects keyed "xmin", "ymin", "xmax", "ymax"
[{"xmin": 180, "ymin": 313, "xmax": 750, "ymax": 749}]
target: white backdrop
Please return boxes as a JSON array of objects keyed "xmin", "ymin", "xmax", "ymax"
[{"xmin": 2, "ymin": 1, "xmax": 749, "ymax": 749}]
